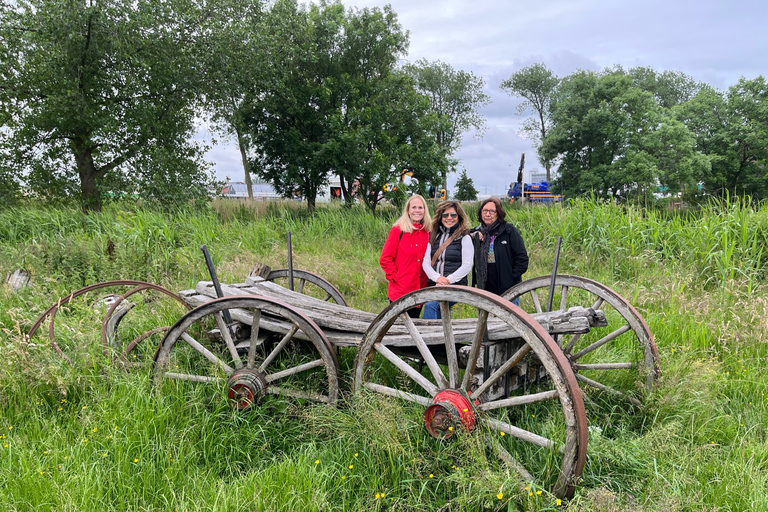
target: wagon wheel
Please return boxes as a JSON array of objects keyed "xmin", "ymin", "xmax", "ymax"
[
  {"xmin": 266, "ymin": 269, "xmax": 347, "ymax": 306},
  {"xmin": 353, "ymin": 286, "xmax": 587, "ymax": 499},
  {"xmin": 152, "ymin": 295, "xmax": 340, "ymax": 408},
  {"xmin": 25, "ymin": 280, "xmax": 187, "ymax": 363},
  {"xmin": 504, "ymin": 275, "xmax": 660, "ymax": 405}
]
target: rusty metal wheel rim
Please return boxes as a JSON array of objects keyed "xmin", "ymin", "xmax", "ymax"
[
  {"xmin": 152, "ymin": 295, "xmax": 340, "ymax": 407},
  {"xmin": 504, "ymin": 275, "xmax": 661, "ymax": 403},
  {"xmin": 26, "ymin": 280, "xmax": 187, "ymax": 362},
  {"xmin": 266, "ymin": 269, "xmax": 347, "ymax": 306},
  {"xmin": 353, "ymin": 285, "xmax": 587, "ymax": 499}
]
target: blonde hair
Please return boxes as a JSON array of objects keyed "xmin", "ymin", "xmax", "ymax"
[
  {"xmin": 394, "ymin": 195, "xmax": 431, "ymax": 233},
  {"xmin": 429, "ymin": 200, "xmax": 469, "ymax": 245}
]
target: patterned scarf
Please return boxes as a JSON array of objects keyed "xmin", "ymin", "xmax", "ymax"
[{"xmin": 476, "ymin": 219, "xmax": 502, "ymax": 290}]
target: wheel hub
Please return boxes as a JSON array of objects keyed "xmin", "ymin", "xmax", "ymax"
[
  {"xmin": 227, "ymin": 368, "xmax": 267, "ymax": 409},
  {"xmin": 423, "ymin": 390, "xmax": 476, "ymax": 439}
]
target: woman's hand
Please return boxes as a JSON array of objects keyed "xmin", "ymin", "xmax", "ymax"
[
  {"xmin": 436, "ymin": 276, "xmax": 451, "ymax": 286},
  {"xmin": 473, "ymin": 231, "xmax": 484, "ymax": 242}
]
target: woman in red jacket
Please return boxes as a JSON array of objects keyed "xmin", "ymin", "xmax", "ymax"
[{"xmin": 379, "ymin": 194, "xmax": 431, "ymax": 318}]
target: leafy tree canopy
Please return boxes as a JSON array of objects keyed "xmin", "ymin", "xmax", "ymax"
[
  {"xmin": 404, "ymin": 59, "xmax": 490, "ymax": 190},
  {"xmin": 0, "ymin": 0, "xmax": 219, "ymax": 212}
]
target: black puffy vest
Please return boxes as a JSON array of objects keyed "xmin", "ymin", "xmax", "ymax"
[{"xmin": 429, "ymin": 226, "xmax": 468, "ymax": 286}]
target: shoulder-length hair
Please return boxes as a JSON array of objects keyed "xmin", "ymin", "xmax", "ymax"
[
  {"xmin": 430, "ymin": 200, "xmax": 469, "ymax": 245},
  {"xmin": 477, "ymin": 197, "xmax": 507, "ymax": 224},
  {"xmin": 394, "ymin": 194, "xmax": 432, "ymax": 233}
]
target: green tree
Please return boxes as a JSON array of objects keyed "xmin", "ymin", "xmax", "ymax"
[
  {"xmin": 330, "ymin": 5, "xmax": 444, "ymax": 211},
  {"xmin": 500, "ymin": 64, "xmax": 559, "ymax": 181},
  {"xmin": 244, "ymin": 1, "xmax": 444, "ymax": 212},
  {"xmin": 542, "ymin": 69, "xmax": 707, "ymax": 204},
  {"xmin": 202, "ymin": 0, "xmax": 266, "ymax": 200},
  {"xmin": 243, "ymin": 0, "xmax": 345, "ymax": 210},
  {"xmin": 676, "ymin": 77, "xmax": 767, "ymax": 200},
  {"xmin": 0, "ymin": 0, "xmax": 215, "ymax": 212},
  {"xmin": 453, "ymin": 168, "xmax": 478, "ymax": 201},
  {"xmin": 404, "ymin": 59, "xmax": 490, "ymax": 191}
]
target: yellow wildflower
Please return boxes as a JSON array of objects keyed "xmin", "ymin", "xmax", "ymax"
[{"xmin": 497, "ymin": 492, "xmax": 503, "ymax": 500}]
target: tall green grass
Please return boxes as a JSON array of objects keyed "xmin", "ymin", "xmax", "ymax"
[{"xmin": 1, "ymin": 197, "xmax": 766, "ymax": 511}]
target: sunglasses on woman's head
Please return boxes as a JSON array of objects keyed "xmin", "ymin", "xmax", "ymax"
[{"xmin": 441, "ymin": 212, "xmax": 458, "ymax": 218}]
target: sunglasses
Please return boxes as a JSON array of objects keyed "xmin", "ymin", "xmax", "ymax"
[{"xmin": 441, "ymin": 212, "xmax": 458, "ymax": 218}]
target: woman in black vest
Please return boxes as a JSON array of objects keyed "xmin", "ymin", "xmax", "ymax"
[{"xmin": 421, "ymin": 201, "xmax": 473, "ymax": 319}]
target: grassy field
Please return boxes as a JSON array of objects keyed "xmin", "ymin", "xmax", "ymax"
[{"xmin": 0, "ymin": 197, "xmax": 766, "ymax": 511}]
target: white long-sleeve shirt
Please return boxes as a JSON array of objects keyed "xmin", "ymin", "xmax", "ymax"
[{"xmin": 422, "ymin": 235, "xmax": 474, "ymax": 284}]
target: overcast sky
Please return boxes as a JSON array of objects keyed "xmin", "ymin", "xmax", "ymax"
[{"xmin": 199, "ymin": 0, "xmax": 768, "ymax": 196}]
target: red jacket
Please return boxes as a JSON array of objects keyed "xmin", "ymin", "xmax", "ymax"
[{"xmin": 380, "ymin": 224, "xmax": 429, "ymax": 302}]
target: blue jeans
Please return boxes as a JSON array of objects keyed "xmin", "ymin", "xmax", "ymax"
[{"xmin": 422, "ymin": 300, "xmax": 456, "ymax": 319}]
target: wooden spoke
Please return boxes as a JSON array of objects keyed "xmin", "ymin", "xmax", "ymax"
[
  {"xmin": 264, "ymin": 358, "xmax": 325, "ymax": 383},
  {"xmin": 472, "ymin": 344, "xmax": 531, "ymax": 399},
  {"xmin": 401, "ymin": 313, "xmax": 449, "ymax": 389},
  {"xmin": 571, "ymin": 324, "xmax": 631, "ymax": 360},
  {"xmin": 529, "ymin": 289, "xmax": 543, "ymax": 313},
  {"xmin": 559, "ymin": 285, "xmax": 569, "ymax": 311},
  {"xmin": 363, "ymin": 382, "xmax": 433, "ymax": 407},
  {"xmin": 180, "ymin": 333, "xmax": 234, "ymax": 375},
  {"xmin": 487, "ymin": 434, "xmax": 534, "ymax": 482},
  {"xmin": 591, "ymin": 296, "xmax": 605, "ymax": 310},
  {"xmin": 258, "ymin": 323, "xmax": 300, "ymax": 373},
  {"xmin": 297, "ymin": 278, "xmax": 306, "ymax": 294},
  {"xmin": 481, "ymin": 417, "xmax": 560, "ymax": 450},
  {"xmin": 163, "ymin": 372, "xmax": 222, "ymax": 383},
  {"xmin": 267, "ymin": 386, "xmax": 332, "ymax": 403},
  {"xmin": 374, "ymin": 343, "xmax": 438, "ymax": 396},
  {"xmin": 322, "ymin": 292, "xmax": 332, "ymax": 302},
  {"xmin": 575, "ymin": 374, "xmax": 641, "ymax": 406},
  {"xmin": 247, "ymin": 308, "xmax": 262, "ymax": 368},
  {"xmin": 477, "ymin": 390, "xmax": 560, "ymax": 413},
  {"xmin": 562, "ymin": 332, "xmax": 582, "ymax": 355},
  {"xmin": 213, "ymin": 311, "xmax": 243, "ymax": 369},
  {"xmin": 460, "ymin": 310, "xmax": 489, "ymax": 390},
  {"xmin": 440, "ymin": 301, "xmax": 460, "ymax": 388},
  {"xmin": 574, "ymin": 362, "xmax": 634, "ymax": 371}
]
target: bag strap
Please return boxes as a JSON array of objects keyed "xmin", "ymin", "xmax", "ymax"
[{"xmin": 430, "ymin": 230, "xmax": 461, "ymax": 267}]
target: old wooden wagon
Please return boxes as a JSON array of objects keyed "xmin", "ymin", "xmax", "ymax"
[{"xmin": 135, "ymin": 264, "xmax": 660, "ymax": 499}]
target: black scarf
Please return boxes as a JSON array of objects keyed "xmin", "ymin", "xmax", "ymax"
[{"xmin": 476, "ymin": 219, "xmax": 503, "ymax": 290}]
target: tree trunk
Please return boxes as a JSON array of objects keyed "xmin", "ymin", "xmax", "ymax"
[
  {"xmin": 236, "ymin": 127, "xmax": 253, "ymax": 200},
  {"xmin": 72, "ymin": 139, "xmax": 102, "ymax": 213}
]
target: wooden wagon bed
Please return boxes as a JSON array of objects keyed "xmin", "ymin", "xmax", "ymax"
[{"xmin": 179, "ymin": 276, "xmax": 608, "ymax": 348}]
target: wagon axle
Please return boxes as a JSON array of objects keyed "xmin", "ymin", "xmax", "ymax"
[
  {"xmin": 227, "ymin": 368, "xmax": 268, "ymax": 409},
  {"xmin": 423, "ymin": 389, "xmax": 477, "ymax": 439}
]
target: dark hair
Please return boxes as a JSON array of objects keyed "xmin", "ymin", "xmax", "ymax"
[
  {"xmin": 477, "ymin": 197, "xmax": 506, "ymax": 224},
  {"xmin": 430, "ymin": 200, "xmax": 469, "ymax": 245}
]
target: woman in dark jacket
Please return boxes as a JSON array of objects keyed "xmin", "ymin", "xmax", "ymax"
[{"xmin": 471, "ymin": 197, "xmax": 528, "ymax": 296}]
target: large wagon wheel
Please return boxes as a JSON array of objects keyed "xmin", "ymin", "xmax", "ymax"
[
  {"xmin": 266, "ymin": 269, "xmax": 347, "ymax": 306},
  {"xmin": 504, "ymin": 275, "xmax": 660, "ymax": 405},
  {"xmin": 25, "ymin": 280, "xmax": 187, "ymax": 363},
  {"xmin": 353, "ymin": 286, "xmax": 587, "ymax": 499},
  {"xmin": 152, "ymin": 295, "xmax": 340, "ymax": 407}
]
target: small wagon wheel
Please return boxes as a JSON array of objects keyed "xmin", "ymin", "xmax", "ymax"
[
  {"xmin": 152, "ymin": 295, "xmax": 340, "ymax": 408},
  {"xmin": 266, "ymin": 269, "xmax": 347, "ymax": 306},
  {"xmin": 504, "ymin": 275, "xmax": 661, "ymax": 405},
  {"xmin": 25, "ymin": 280, "xmax": 187, "ymax": 363},
  {"xmin": 353, "ymin": 286, "xmax": 587, "ymax": 499}
]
